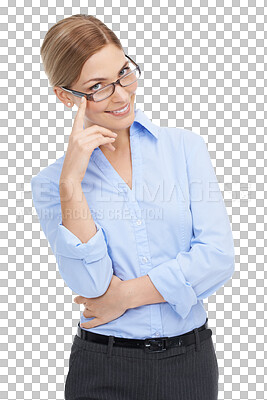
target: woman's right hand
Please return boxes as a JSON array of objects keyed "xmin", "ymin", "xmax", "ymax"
[{"xmin": 60, "ymin": 96, "xmax": 118, "ymax": 184}]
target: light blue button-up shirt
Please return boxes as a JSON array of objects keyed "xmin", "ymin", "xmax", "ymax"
[{"xmin": 31, "ymin": 108, "xmax": 235, "ymax": 339}]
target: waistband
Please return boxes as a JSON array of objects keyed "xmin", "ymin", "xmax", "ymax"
[{"xmin": 76, "ymin": 318, "xmax": 211, "ymax": 354}]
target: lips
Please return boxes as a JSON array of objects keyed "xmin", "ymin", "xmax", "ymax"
[{"xmin": 106, "ymin": 103, "xmax": 129, "ymax": 112}]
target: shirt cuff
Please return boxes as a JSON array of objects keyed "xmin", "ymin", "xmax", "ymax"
[
  {"xmin": 147, "ymin": 259, "xmax": 198, "ymax": 319},
  {"xmin": 54, "ymin": 220, "xmax": 108, "ymax": 263}
]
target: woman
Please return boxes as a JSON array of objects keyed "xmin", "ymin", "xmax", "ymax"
[{"xmin": 31, "ymin": 14, "xmax": 235, "ymax": 400}]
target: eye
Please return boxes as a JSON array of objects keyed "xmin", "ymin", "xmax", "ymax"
[
  {"xmin": 87, "ymin": 66, "xmax": 131, "ymax": 92},
  {"xmin": 119, "ymin": 66, "xmax": 130, "ymax": 76},
  {"xmin": 89, "ymin": 83, "xmax": 101, "ymax": 91}
]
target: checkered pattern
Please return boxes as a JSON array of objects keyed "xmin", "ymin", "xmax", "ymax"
[{"xmin": 1, "ymin": 1, "xmax": 265, "ymax": 399}]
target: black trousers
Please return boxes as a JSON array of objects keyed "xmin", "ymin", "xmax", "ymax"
[{"xmin": 65, "ymin": 323, "xmax": 219, "ymax": 400}]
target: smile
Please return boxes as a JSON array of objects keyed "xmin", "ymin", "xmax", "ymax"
[{"xmin": 105, "ymin": 103, "xmax": 130, "ymax": 116}]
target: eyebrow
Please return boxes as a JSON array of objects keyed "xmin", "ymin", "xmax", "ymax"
[{"xmin": 82, "ymin": 61, "xmax": 130, "ymax": 86}]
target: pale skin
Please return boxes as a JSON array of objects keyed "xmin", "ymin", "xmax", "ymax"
[
  {"xmin": 74, "ymin": 275, "xmax": 166, "ymax": 329},
  {"xmin": 54, "ymin": 43, "xmax": 166, "ymax": 329}
]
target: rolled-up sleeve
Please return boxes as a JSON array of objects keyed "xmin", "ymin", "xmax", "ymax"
[
  {"xmin": 31, "ymin": 175, "xmax": 114, "ymax": 297},
  {"xmin": 147, "ymin": 134, "xmax": 235, "ymax": 319}
]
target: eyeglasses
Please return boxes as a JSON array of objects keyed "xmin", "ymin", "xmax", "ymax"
[{"xmin": 60, "ymin": 54, "xmax": 141, "ymax": 102}]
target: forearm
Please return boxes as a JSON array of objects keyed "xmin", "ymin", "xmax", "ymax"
[
  {"xmin": 59, "ymin": 178, "xmax": 97, "ymax": 243},
  {"xmin": 121, "ymin": 275, "xmax": 167, "ymax": 309}
]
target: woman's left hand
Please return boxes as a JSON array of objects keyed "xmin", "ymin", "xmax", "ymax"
[{"xmin": 73, "ymin": 274, "xmax": 127, "ymax": 329}]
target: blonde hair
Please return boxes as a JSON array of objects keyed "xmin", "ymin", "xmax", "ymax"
[{"xmin": 40, "ymin": 14, "xmax": 124, "ymax": 89}]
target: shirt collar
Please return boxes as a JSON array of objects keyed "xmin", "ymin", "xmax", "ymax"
[{"xmin": 130, "ymin": 108, "xmax": 159, "ymax": 139}]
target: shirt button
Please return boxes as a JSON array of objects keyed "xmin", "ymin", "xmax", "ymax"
[
  {"xmin": 141, "ymin": 256, "xmax": 148, "ymax": 263},
  {"xmin": 185, "ymin": 281, "xmax": 191, "ymax": 287},
  {"xmin": 136, "ymin": 219, "xmax": 142, "ymax": 225},
  {"xmin": 155, "ymin": 332, "xmax": 160, "ymax": 337}
]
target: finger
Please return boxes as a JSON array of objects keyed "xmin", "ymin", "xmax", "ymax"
[
  {"xmin": 74, "ymin": 296, "xmax": 85, "ymax": 304},
  {"xmin": 79, "ymin": 133, "xmax": 117, "ymax": 146},
  {"xmin": 81, "ymin": 319, "xmax": 99, "ymax": 329},
  {"xmin": 72, "ymin": 96, "xmax": 87, "ymax": 134},
  {"xmin": 103, "ymin": 142, "xmax": 116, "ymax": 152},
  {"xmin": 79, "ymin": 134, "xmax": 116, "ymax": 152},
  {"xmin": 83, "ymin": 125, "xmax": 118, "ymax": 138},
  {"xmin": 83, "ymin": 309, "xmax": 93, "ymax": 318}
]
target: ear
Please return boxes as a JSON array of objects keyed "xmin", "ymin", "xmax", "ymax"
[{"xmin": 53, "ymin": 86, "xmax": 73, "ymax": 107}]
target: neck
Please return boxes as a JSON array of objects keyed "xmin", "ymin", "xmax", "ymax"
[{"xmin": 111, "ymin": 129, "xmax": 130, "ymax": 152}]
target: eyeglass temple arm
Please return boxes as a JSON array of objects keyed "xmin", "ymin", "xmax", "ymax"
[{"xmin": 61, "ymin": 87, "xmax": 84, "ymax": 98}]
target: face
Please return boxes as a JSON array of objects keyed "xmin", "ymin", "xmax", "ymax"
[{"xmin": 55, "ymin": 44, "xmax": 138, "ymax": 138}]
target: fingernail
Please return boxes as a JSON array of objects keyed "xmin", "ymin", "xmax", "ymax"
[
  {"xmin": 81, "ymin": 97, "xmax": 85, "ymax": 103},
  {"xmin": 113, "ymin": 132, "xmax": 118, "ymax": 136}
]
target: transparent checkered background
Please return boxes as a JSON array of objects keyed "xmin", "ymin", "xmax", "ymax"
[{"xmin": 1, "ymin": 0, "xmax": 266, "ymax": 399}]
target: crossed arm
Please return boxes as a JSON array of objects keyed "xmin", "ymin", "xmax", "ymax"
[
  {"xmin": 75, "ymin": 274, "xmax": 167, "ymax": 329},
  {"xmin": 120, "ymin": 274, "xmax": 167, "ymax": 308},
  {"xmin": 32, "ymin": 134, "xmax": 234, "ymax": 329}
]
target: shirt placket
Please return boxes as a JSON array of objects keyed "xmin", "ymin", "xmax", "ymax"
[
  {"xmin": 91, "ymin": 130, "xmax": 163, "ymax": 338},
  {"xmin": 125, "ymin": 132, "xmax": 164, "ymax": 338}
]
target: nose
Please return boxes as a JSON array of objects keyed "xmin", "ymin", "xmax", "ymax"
[{"xmin": 112, "ymin": 83, "xmax": 130, "ymax": 101}]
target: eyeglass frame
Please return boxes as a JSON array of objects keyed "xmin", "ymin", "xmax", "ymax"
[{"xmin": 60, "ymin": 54, "xmax": 141, "ymax": 102}]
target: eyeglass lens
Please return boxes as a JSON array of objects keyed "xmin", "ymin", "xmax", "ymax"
[{"xmin": 92, "ymin": 62, "xmax": 140, "ymax": 102}]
